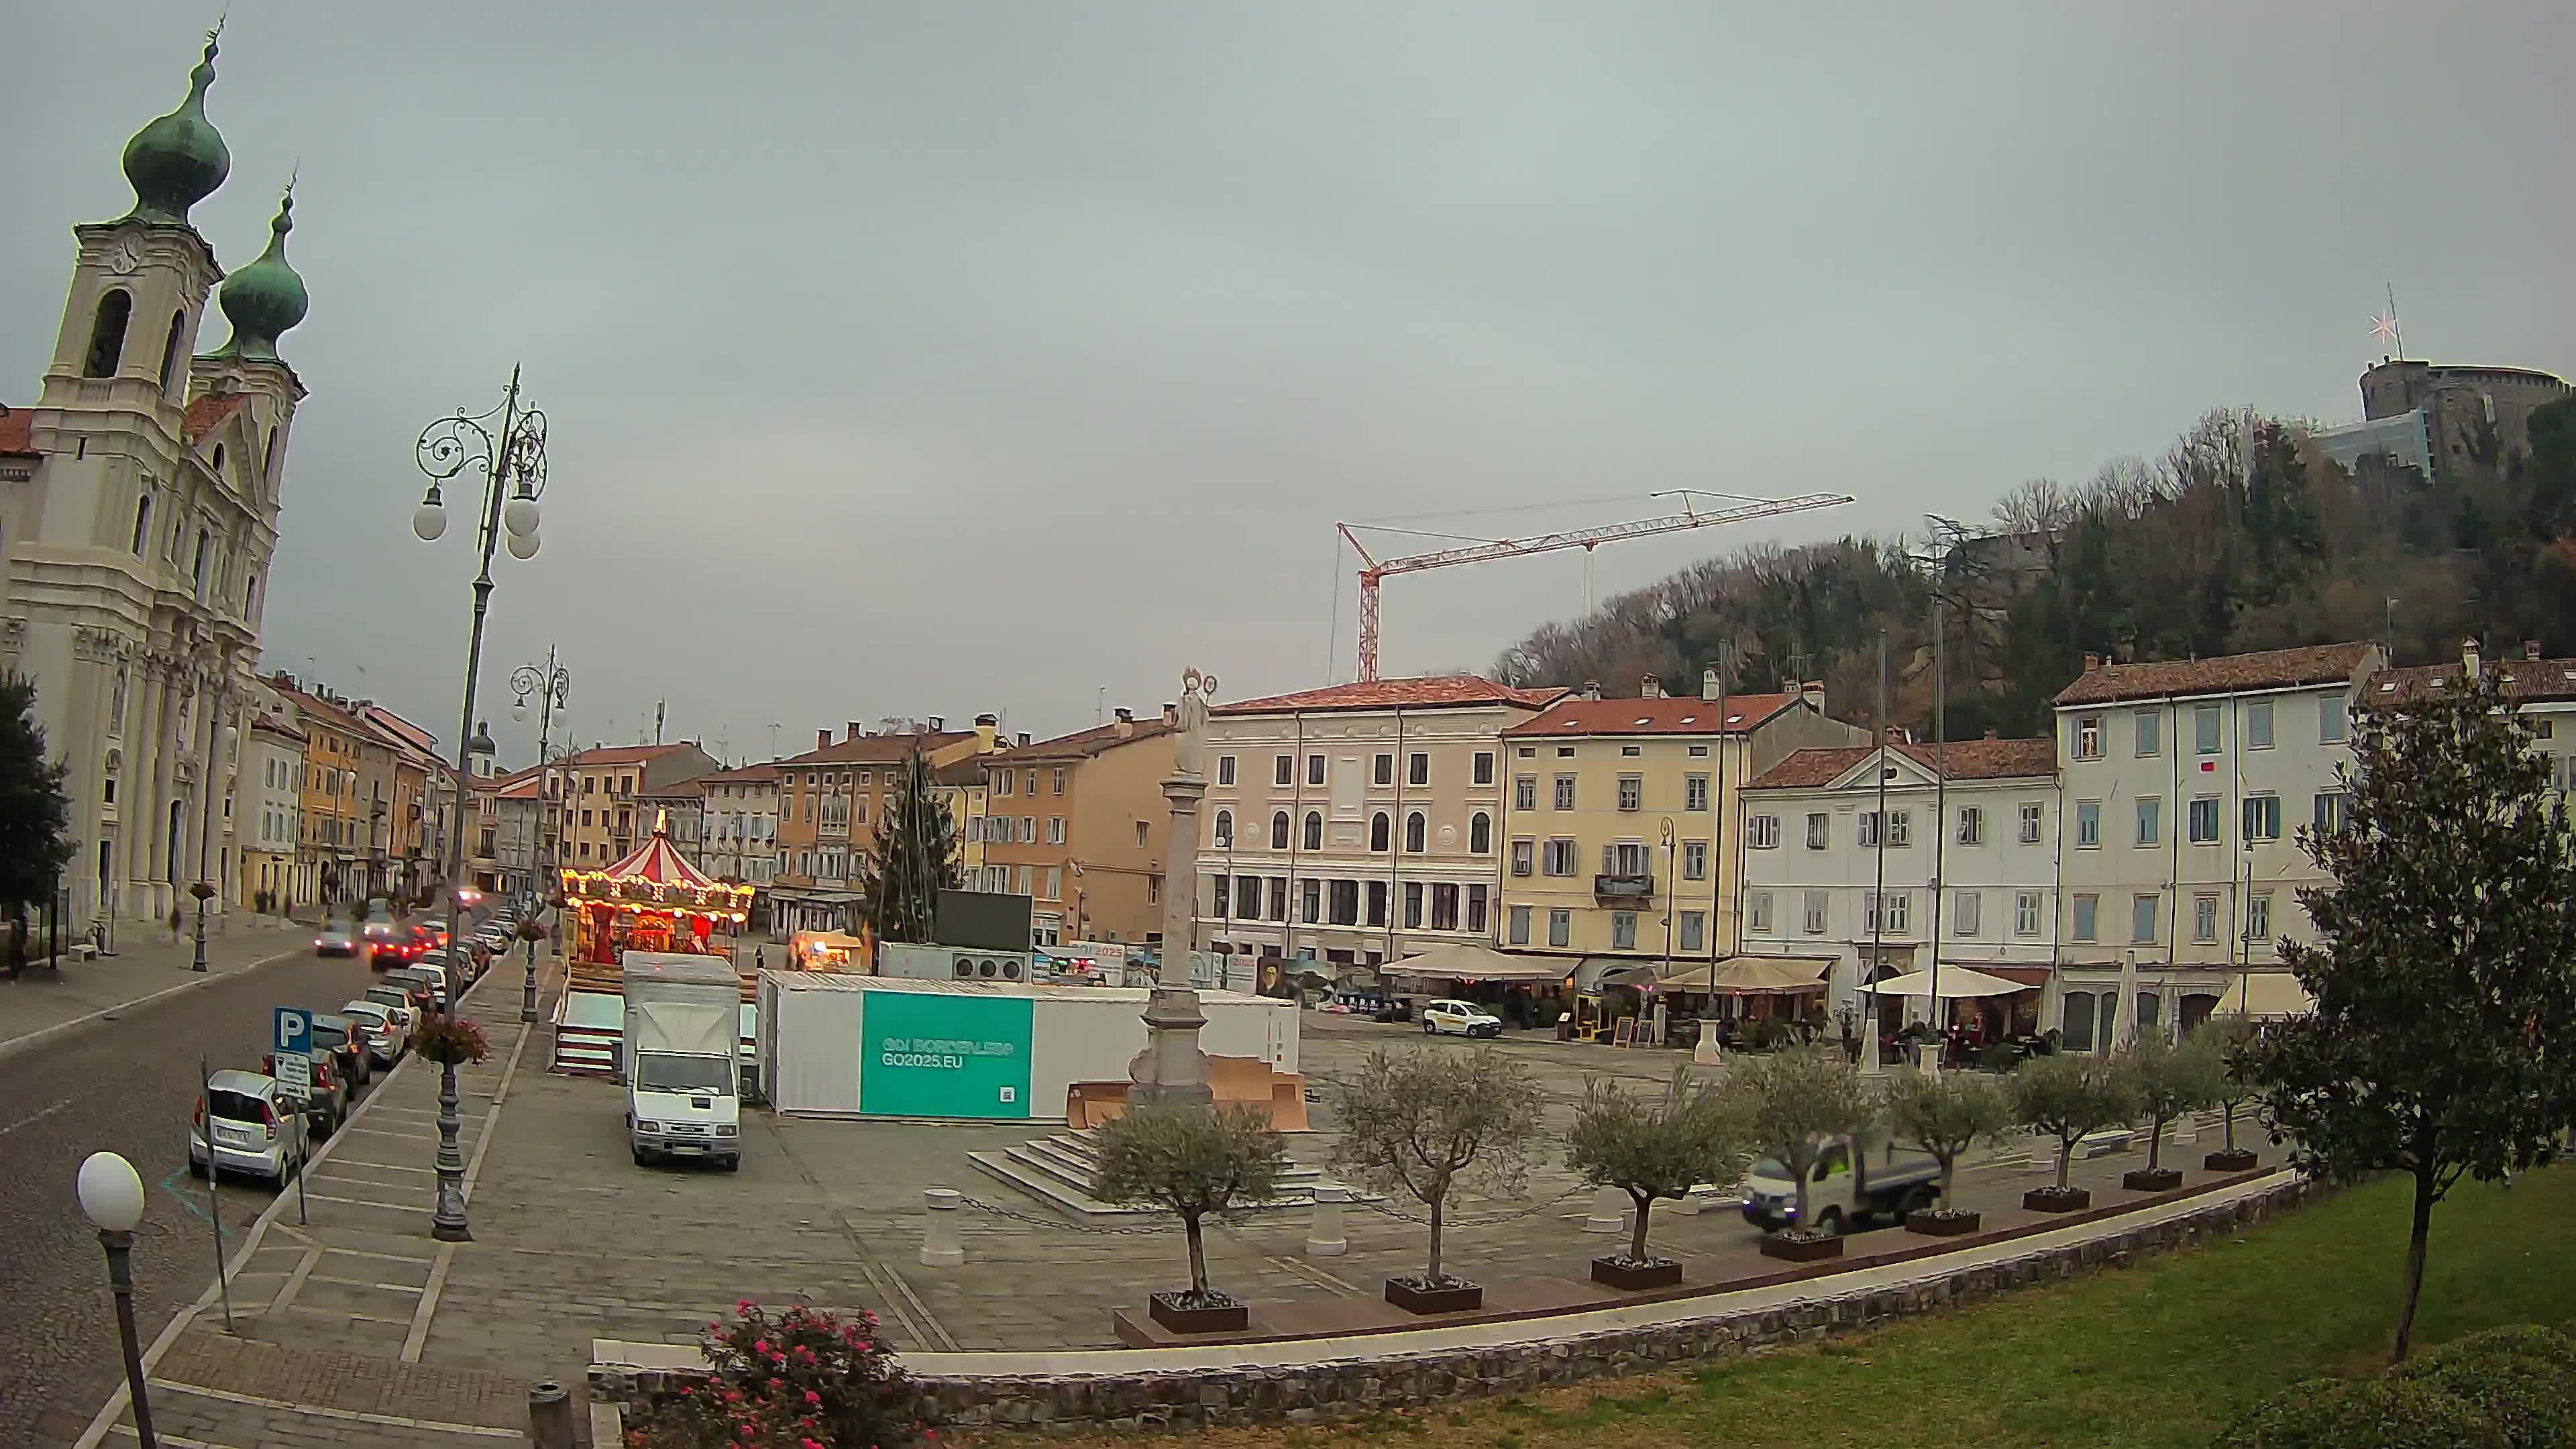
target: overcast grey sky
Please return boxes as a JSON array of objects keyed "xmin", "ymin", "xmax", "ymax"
[{"xmin": 9, "ymin": 2, "xmax": 2571, "ymax": 763}]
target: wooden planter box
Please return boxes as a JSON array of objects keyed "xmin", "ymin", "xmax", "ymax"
[
  {"xmin": 2204, "ymin": 1148, "xmax": 2259, "ymax": 1173},
  {"xmin": 1904, "ymin": 1210, "xmax": 1981, "ymax": 1237},
  {"xmin": 1591, "ymin": 1256, "xmax": 1684, "ymax": 1290},
  {"xmin": 1146, "ymin": 1292, "xmax": 1248, "ymax": 1335},
  {"xmin": 2123, "ymin": 1167, "xmax": 2184, "ymax": 1192},
  {"xmin": 1384, "ymin": 1277, "xmax": 1483, "ymax": 1315},
  {"xmin": 1759, "ymin": 1232, "xmax": 1843, "ymax": 1263},
  {"xmin": 2023, "ymin": 1187, "xmax": 2092, "ymax": 1213}
]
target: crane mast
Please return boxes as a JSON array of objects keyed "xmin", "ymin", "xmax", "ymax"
[{"xmin": 1338, "ymin": 491, "xmax": 1854, "ymax": 682}]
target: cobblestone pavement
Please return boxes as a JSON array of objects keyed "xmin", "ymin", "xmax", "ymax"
[
  {"xmin": 0, "ymin": 920, "xmax": 413, "ymax": 1448},
  {"xmin": 66, "ymin": 967, "xmax": 2273, "ymax": 1446}
]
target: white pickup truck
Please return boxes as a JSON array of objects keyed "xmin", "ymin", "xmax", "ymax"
[{"xmin": 1739, "ymin": 1136, "xmax": 1942, "ymax": 1236}]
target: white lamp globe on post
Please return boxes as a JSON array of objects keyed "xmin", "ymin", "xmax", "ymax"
[
  {"xmin": 502, "ymin": 488, "xmax": 540, "ymax": 539},
  {"xmin": 505, "ymin": 529, "xmax": 541, "ymax": 561},
  {"xmin": 411, "ymin": 485, "xmax": 448, "ymax": 543},
  {"xmin": 76, "ymin": 1150, "xmax": 158, "ymax": 1448}
]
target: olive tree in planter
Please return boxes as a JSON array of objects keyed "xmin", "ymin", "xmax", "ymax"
[
  {"xmin": 1566, "ymin": 1065, "xmax": 1749, "ymax": 1289},
  {"xmin": 2123, "ymin": 1028, "xmax": 2225, "ymax": 1191},
  {"xmin": 1731, "ymin": 1043, "xmax": 1874, "ymax": 1260},
  {"xmin": 2199, "ymin": 1018, "xmax": 2263, "ymax": 1172},
  {"xmin": 1327, "ymin": 1046, "xmax": 1544, "ymax": 1313},
  {"xmin": 2010, "ymin": 1051, "xmax": 2140, "ymax": 1212},
  {"xmin": 1882, "ymin": 1065, "xmax": 2017, "ymax": 1236},
  {"xmin": 1091, "ymin": 1103, "xmax": 1288, "ymax": 1334}
]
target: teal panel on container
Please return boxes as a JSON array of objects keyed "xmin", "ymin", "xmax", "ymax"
[{"xmin": 859, "ymin": 990, "xmax": 1034, "ymax": 1119}]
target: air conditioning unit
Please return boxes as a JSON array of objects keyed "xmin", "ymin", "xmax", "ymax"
[{"xmin": 880, "ymin": 943, "xmax": 1032, "ymax": 984}]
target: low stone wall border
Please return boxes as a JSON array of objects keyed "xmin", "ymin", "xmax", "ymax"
[{"xmin": 594, "ymin": 1176, "xmax": 2316, "ymax": 1434}]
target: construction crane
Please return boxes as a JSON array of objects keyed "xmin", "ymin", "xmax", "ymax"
[{"xmin": 1337, "ymin": 490, "xmax": 1855, "ymax": 682}]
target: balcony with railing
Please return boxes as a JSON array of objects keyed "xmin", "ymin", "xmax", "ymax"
[{"xmin": 1593, "ymin": 873, "xmax": 1655, "ymax": 902}]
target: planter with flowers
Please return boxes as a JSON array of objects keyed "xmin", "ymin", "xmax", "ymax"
[{"xmin": 621, "ymin": 1300, "xmax": 918, "ymax": 1448}]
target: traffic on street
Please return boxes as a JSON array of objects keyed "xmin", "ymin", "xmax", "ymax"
[{"xmin": 0, "ymin": 895, "xmax": 518, "ymax": 1448}]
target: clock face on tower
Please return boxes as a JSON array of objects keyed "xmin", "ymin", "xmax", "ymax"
[{"xmin": 110, "ymin": 236, "xmax": 145, "ymax": 275}]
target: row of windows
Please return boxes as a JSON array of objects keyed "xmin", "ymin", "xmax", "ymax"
[
  {"xmin": 1506, "ymin": 773, "xmax": 1709, "ymax": 812},
  {"xmin": 1746, "ymin": 802, "xmax": 2049, "ymax": 851},
  {"xmin": 1221, "ymin": 751, "xmax": 1499, "ymax": 789},
  {"xmin": 1507, "ymin": 838, "xmax": 1709, "ymax": 881},
  {"xmin": 2069, "ymin": 696, "xmax": 2347, "ymax": 762},
  {"xmin": 2071, "ymin": 791, "xmax": 2341, "ymax": 848},
  {"xmin": 1503, "ymin": 904, "xmax": 1704, "ymax": 952},
  {"xmin": 1208, "ymin": 873, "xmax": 1490, "ymax": 932},
  {"xmin": 1214, "ymin": 808, "xmax": 1494, "ymax": 854},
  {"xmin": 1733, "ymin": 885, "xmax": 2277, "ymax": 945},
  {"xmin": 990, "ymin": 767, "xmax": 1066, "ymax": 798}
]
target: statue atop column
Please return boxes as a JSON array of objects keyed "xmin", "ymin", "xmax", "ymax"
[{"xmin": 1171, "ymin": 667, "xmax": 1217, "ymax": 779}]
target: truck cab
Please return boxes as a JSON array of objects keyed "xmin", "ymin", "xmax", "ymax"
[
  {"xmin": 1741, "ymin": 1135, "xmax": 1941, "ymax": 1236},
  {"xmin": 622, "ymin": 953, "xmax": 744, "ymax": 1171}
]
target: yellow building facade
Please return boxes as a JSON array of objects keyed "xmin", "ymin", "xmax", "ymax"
[{"xmin": 1497, "ymin": 674, "xmax": 1862, "ymax": 971}]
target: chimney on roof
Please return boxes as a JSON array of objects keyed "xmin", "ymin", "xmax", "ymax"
[
  {"xmin": 2526, "ymin": 639, "xmax": 2543, "ymax": 661},
  {"xmin": 847, "ymin": 720, "xmax": 864, "ymax": 741},
  {"xmin": 1016, "ymin": 732, "xmax": 1032, "ymax": 747},
  {"xmin": 1701, "ymin": 667, "xmax": 1721, "ymax": 702},
  {"xmin": 974, "ymin": 714, "xmax": 998, "ymax": 752},
  {"xmin": 928, "ymin": 716, "xmax": 945, "ymax": 733},
  {"xmin": 1984, "ymin": 727, "xmax": 1999, "ymax": 741},
  {"xmin": 1640, "ymin": 674, "xmax": 1664, "ymax": 698},
  {"xmin": 1802, "ymin": 680, "xmax": 1825, "ymax": 712},
  {"xmin": 817, "ymin": 728, "xmax": 830, "ymax": 752},
  {"xmin": 2462, "ymin": 637, "xmax": 2481, "ymax": 678},
  {"xmin": 1114, "ymin": 707, "xmax": 1134, "ymax": 738},
  {"xmin": 2083, "ymin": 652, "xmax": 2101, "ymax": 672},
  {"xmin": 1580, "ymin": 680, "xmax": 1602, "ymax": 701}
]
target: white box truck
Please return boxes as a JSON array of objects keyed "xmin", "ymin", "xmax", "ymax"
[{"xmin": 622, "ymin": 953, "xmax": 743, "ymax": 1171}]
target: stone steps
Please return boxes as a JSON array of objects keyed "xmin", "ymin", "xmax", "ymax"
[{"xmin": 966, "ymin": 1128, "xmax": 1352, "ymax": 1222}]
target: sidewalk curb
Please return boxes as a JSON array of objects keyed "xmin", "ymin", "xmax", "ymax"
[
  {"xmin": 0, "ymin": 943, "xmax": 305, "ymax": 1067},
  {"xmin": 70, "ymin": 955, "xmax": 531, "ymax": 1449}
]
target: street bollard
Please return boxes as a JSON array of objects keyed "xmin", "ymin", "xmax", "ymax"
[
  {"xmin": 919, "ymin": 1187, "xmax": 965, "ymax": 1267},
  {"xmin": 527, "ymin": 1381, "xmax": 575, "ymax": 1449},
  {"xmin": 1304, "ymin": 1184, "xmax": 1349, "ymax": 1257},
  {"xmin": 1583, "ymin": 1185, "xmax": 1627, "ymax": 1234}
]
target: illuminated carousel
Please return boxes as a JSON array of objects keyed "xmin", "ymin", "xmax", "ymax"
[{"xmin": 550, "ymin": 812, "xmax": 757, "ymax": 1076}]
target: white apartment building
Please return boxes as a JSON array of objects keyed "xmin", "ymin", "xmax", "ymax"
[
  {"xmin": 1739, "ymin": 737, "xmax": 2061, "ymax": 1038},
  {"xmin": 1193, "ymin": 676, "xmax": 1563, "ymax": 977},
  {"xmin": 698, "ymin": 762, "xmax": 782, "ymax": 886},
  {"xmin": 2051, "ymin": 642, "xmax": 2381, "ymax": 1046},
  {"xmin": 2374, "ymin": 639, "xmax": 2576, "ymax": 792}
]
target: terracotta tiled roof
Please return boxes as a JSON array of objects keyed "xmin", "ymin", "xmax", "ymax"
[
  {"xmin": 1216, "ymin": 676, "xmax": 1566, "ymax": 716},
  {"xmin": 248, "ymin": 714, "xmax": 305, "ymax": 743},
  {"xmin": 1746, "ymin": 737, "xmax": 2057, "ymax": 791},
  {"xmin": 496, "ymin": 774, "xmax": 542, "ymax": 800},
  {"xmin": 564, "ymin": 743, "xmax": 692, "ymax": 767},
  {"xmin": 697, "ymin": 763, "xmax": 781, "ymax": 784},
  {"xmin": 775, "ymin": 731, "xmax": 974, "ymax": 768},
  {"xmin": 2371, "ymin": 657, "xmax": 2576, "ymax": 705},
  {"xmin": 182, "ymin": 394, "xmax": 248, "ymax": 443},
  {"xmin": 987, "ymin": 717, "xmax": 1174, "ymax": 763},
  {"xmin": 0, "ymin": 405, "xmax": 34, "ymax": 456},
  {"xmin": 932, "ymin": 757, "xmax": 989, "ymax": 787},
  {"xmin": 2052, "ymin": 643, "xmax": 2377, "ymax": 707},
  {"xmin": 1504, "ymin": 693, "xmax": 1801, "ymax": 737}
]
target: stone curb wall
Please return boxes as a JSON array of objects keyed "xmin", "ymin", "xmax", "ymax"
[{"xmin": 594, "ymin": 1177, "xmax": 2313, "ymax": 1434}]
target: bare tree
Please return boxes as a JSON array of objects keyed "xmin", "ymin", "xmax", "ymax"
[{"xmin": 1326, "ymin": 1048, "xmax": 1545, "ymax": 1288}]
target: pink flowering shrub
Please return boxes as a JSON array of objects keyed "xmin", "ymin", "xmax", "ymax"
[{"xmin": 624, "ymin": 1301, "xmax": 918, "ymax": 1448}]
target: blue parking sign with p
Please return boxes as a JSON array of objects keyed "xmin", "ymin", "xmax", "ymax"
[{"xmin": 275, "ymin": 1007, "xmax": 310, "ymax": 1057}]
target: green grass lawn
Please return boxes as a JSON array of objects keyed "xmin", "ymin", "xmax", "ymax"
[{"xmin": 1006, "ymin": 1166, "xmax": 2575, "ymax": 1449}]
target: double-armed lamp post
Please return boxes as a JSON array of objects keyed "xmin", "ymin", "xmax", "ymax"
[
  {"xmin": 510, "ymin": 650, "xmax": 569, "ymax": 1022},
  {"xmin": 409, "ymin": 366, "xmax": 551, "ymax": 1243}
]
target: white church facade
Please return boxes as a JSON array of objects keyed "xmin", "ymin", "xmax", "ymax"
[{"xmin": 0, "ymin": 30, "xmax": 311, "ymax": 929}]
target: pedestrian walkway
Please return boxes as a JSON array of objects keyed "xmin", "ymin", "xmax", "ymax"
[
  {"xmin": 77, "ymin": 951, "xmax": 555, "ymax": 1449},
  {"xmin": 0, "ymin": 914, "xmax": 317, "ymax": 1060}
]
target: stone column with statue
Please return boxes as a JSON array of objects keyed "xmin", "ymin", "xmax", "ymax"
[{"xmin": 1128, "ymin": 667, "xmax": 1218, "ymax": 1110}]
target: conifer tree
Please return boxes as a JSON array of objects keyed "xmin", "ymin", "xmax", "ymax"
[
  {"xmin": 0, "ymin": 674, "xmax": 76, "ymax": 977},
  {"xmin": 855, "ymin": 750, "xmax": 959, "ymax": 945}
]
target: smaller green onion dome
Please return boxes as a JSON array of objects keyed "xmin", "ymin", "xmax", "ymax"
[
  {"xmin": 209, "ymin": 187, "xmax": 308, "ymax": 362},
  {"xmin": 121, "ymin": 33, "xmax": 230, "ymax": 226}
]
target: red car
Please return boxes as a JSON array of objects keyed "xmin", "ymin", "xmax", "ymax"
[{"xmin": 370, "ymin": 924, "xmax": 437, "ymax": 970}]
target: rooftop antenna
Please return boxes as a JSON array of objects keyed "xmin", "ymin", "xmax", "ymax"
[{"xmin": 2370, "ymin": 285, "xmax": 2405, "ymax": 361}]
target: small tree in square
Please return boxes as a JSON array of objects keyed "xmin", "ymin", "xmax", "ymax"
[
  {"xmin": 2245, "ymin": 666, "xmax": 2576, "ymax": 1362},
  {"xmin": 1729, "ymin": 1043, "xmax": 1874, "ymax": 1238},
  {"xmin": 2198, "ymin": 1016, "xmax": 2264, "ymax": 1167},
  {"xmin": 2011, "ymin": 1052, "xmax": 2140, "ymax": 1199},
  {"xmin": 1882, "ymin": 1065, "xmax": 2017, "ymax": 1216},
  {"xmin": 1566, "ymin": 1065, "xmax": 1751, "ymax": 1267},
  {"xmin": 1092, "ymin": 1104, "xmax": 1288, "ymax": 1309},
  {"xmin": 1328, "ymin": 1046, "xmax": 1544, "ymax": 1289},
  {"xmin": 2127, "ymin": 1027, "xmax": 2225, "ymax": 1176}
]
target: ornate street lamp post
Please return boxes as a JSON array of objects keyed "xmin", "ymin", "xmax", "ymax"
[
  {"xmin": 411, "ymin": 367, "xmax": 549, "ymax": 1244},
  {"xmin": 511, "ymin": 651, "xmax": 568, "ymax": 1024}
]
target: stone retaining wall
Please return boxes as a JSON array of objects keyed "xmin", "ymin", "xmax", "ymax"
[{"xmin": 594, "ymin": 1176, "xmax": 2314, "ymax": 1434}]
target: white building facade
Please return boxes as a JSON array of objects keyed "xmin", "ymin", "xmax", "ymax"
[
  {"xmin": 1192, "ymin": 676, "xmax": 1562, "ymax": 977},
  {"xmin": 698, "ymin": 763, "xmax": 782, "ymax": 885},
  {"xmin": 1, "ymin": 35, "xmax": 309, "ymax": 928},
  {"xmin": 2051, "ymin": 643, "xmax": 2381, "ymax": 1045},
  {"xmin": 1738, "ymin": 738, "xmax": 2062, "ymax": 1038}
]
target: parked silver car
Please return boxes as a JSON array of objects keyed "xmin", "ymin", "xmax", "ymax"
[{"xmin": 189, "ymin": 1070, "xmax": 306, "ymax": 1186}]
